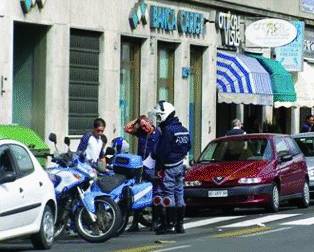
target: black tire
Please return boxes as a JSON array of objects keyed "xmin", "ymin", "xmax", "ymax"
[
  {"xmin": 115, "ymin": 205, "xmax": 129, "ymax": 236},
  {"xmin": 139, "ymin": 207, "xmax": 152, "ymax": 227},
  {"xmin": 75, "ymin": 197, "xmax": 121, "ymax": 243},
  {"xmin": 296, "ymin": 181, "xmax": 310, "ymax": 208},
  {"xmin": 31, "ymin": 205, "xmax": 55, "ymax": 250},
  {"xmin": 266, "ymin": 183, "xmax": 280, "ymax": 212}
]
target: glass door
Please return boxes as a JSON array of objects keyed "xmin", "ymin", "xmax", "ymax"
[
  {"xmin": 157, "ymin": 43, "xmax": 174, "ymax": 103},
  {"xmin": 120, "ymin": 39, "xmax": 140, "ymax": 152},
  {"xmin": 189, "ymin": 47, "xmax": 203, "ymax": 160}
]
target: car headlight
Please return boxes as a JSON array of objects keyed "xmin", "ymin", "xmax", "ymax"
[
  {"xmin": 185, "ymin": 180, "xmax": 202, "ymax": 187},
  {"xmin": 308, "ymin": 170, "xmax": 314, "ymax": 177},
  {"xmin": 238, "ymin": 177, "xmax": 262, "ymax": 184}
]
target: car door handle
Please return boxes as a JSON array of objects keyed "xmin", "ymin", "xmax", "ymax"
[
  {"xmin": 39, "ymin": 181, "xmax": 43, "ymax": 187},
  {"xmin": 19, "ymin": 187, "xmax": 23, "ymax": 193}
]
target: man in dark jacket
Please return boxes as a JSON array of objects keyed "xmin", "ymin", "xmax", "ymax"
[
  {"xmin": 153, "ymin": 101, "xmax": 191, "ymax": 235},
  {"xmin": 301, "ymin": 115, "xmax": 314, "ymax": 133},
  {"xmin": 226, "ymin": 118, "xmax": 246, "ymax": 136}
]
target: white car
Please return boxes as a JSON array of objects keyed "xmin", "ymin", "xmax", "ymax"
[
  {"xmin": 0, "ymin": 139, "xmax": 57, "ymax": 249},
  {"xmin": 293, "ymin": 132, "xmax": 314, "ymax": 196}
]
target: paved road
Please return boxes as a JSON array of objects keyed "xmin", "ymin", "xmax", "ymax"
[{"xmin": 2, "ymin": 203, "xmax": 314, "ymax": 252}]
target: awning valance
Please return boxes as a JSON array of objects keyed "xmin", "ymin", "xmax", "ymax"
[
  {"xmin": 251, "ymin": 55, "xmax": 296, "ymax": 104},
  {"xmin": 216, "ymin": 51, "xmax": 273, "ymax": 106},
  {"xmin": 273, "ymin": 62, "xmax": 314, "ymax": 108}
]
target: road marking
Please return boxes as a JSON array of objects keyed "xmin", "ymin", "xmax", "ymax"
[
  {"xmin": 213, "ymin": 226, "xmax": 271, "ymax": 238},
  {"xmin": 219, "ymin": 214, "xmax": 300, "ymax": 228},
  {"xmin": 184, "ymin": 216, "xmax": 244, "ymax": 229},
  {"xmin": 281, "ymin": 216, "xmax": 314, "ymax": 226},
  {"xmin": 154, "ymin": 245, "xmax": 191, "ymax": 252},
  {"xmin": 241, "ymin": 227, "xmax": 291, "ymax": 237},
  {"xmin": 114, "ymin": 245, "xmax": 162, "ymax": 252}
]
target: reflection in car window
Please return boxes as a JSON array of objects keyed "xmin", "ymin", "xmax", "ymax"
[
  {"xmin": 275, "ymin": 138, "xmax": 290, "ymax": 156},
  {"xmin": 285, "ymin": 137, "xmax": 301, "ymax": 156},
  {"xmin": 199, "ymin": 139, "xmax": 272, "ymax": 162},
  {"xmin": 294, "ymin": 137, "xmax": 314, "ymax": 157},
  {"xmin": 10, "ymin": 144, "xmax": 34, "ymax": 176},
  {"xmin": 0, "ymin": 145, "xmax": 14, "ymax": 178}
]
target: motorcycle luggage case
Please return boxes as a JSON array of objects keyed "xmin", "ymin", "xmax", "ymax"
[
  {"xmin": 129, "ymin": 182, "xmax": 153, "ymax": 210},
  {"xmin": 113, "ymin": 153, "xmax": 143, "ymax": 179}
]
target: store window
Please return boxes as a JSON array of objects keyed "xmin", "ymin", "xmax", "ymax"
[
  {"xmin": 120, "ymin": 39, "xmax": 141, "ymax": 151},
  {"xmin": 189, "ymin": 46, "xmax": 203, "ymax": 160},
  {"xmin": 69, "ymin": 29, "xmax": 100, "ymax": 135},
  {"xmin": 157, "ymin": 43, "xmax": 174, "ymax": 103}
]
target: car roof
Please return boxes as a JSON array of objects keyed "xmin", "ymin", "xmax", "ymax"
[
  {"xmin": 292, "ymin": 132, "xmax": 314, "ymax": 138},
  {"xmin": 213, "ymin": 133, "xmax": 288, "ymax": 142}
]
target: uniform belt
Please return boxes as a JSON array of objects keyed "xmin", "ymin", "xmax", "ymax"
[{"xmin": 164, "ymin": 160, "xmax": 183, "ymax": 168}]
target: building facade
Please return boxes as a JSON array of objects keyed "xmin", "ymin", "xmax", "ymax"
[{"xmin": 0, "ymin": 0, "xmax": 314, "ymax": 157}]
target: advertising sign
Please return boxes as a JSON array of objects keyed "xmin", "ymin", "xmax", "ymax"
[
  {"xmin": 300, "ymin": 0, "xmax": 314, "ymax": 14},
  {"xmin": 304, "ymin": 28, "xmax": 314, "ymax": 60},
  {"xmin": 245, "ymin": 18, "xmax": 297, "ymax": 48},
  {"xmin": 275, "ymin": 21, "xmax": 304, "ymax": 72}
]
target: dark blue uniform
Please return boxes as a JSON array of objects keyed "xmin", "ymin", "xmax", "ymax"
[{"xmin": 154, "ymin": 116, "xmax": 191, "ymax": 207}]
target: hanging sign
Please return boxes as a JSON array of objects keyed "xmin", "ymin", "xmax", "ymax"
[
  {"xmin": 245, "ymin": 18, "xmax": 297, "ymax": 48},
  {"xmin": 215, "ymin": 11, "xmax": 241, "ymax": 47},
  {"xmin": 275, "ymin": 21, "xmax": 304, "ymax": 72},
  {"xmin": 304, "ymin": 28, "xmax": 314, "ymax": 60},
  {"xmin": 20, "ymin": 0, "xmax": 46, "ymax": 14}
]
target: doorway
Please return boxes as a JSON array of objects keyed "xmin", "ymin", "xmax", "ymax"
[{"xmin": 13, "ymin": 22, "xmax": 47, "ymax": 137}]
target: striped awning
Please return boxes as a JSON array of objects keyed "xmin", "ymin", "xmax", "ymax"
[{"xmin": 217, "ymin": 51, "xmax": 273, "ymax": 106}]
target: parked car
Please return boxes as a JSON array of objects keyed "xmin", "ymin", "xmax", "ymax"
[
  {"xmin": 184, "ymin": 134, "xmax": 309, "ymax": 213},
  {"xmin": 0, "ymin": 139, "xmax": 57, "ymax": 249},
  {"xmin": 292, "ymin": 132, "xmax": 314, "ymax": 197}
]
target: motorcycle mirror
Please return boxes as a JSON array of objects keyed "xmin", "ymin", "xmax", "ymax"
[
  {"xmin": 48, "ymin": 133, "xmax": 57, "ymax": 144},
  {"xmin": 64, "ymin": 137, "xmax": 70, "ymax": 146}
]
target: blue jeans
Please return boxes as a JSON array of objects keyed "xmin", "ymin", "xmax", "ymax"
[{"xmin": 162, "ymin": 164, "xmax": 185, "ymax": 207}]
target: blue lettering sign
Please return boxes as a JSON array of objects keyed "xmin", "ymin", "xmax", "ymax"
[
  {"xmin": 20, "ymin": 0, "xmax": 46, "ymax": 14},
  {"xmin": 178, "ymin": 10, "xmax": 203, "ymax": 35},
  {"xmin": 150, "ymin": 6, "xmax": 177, "ymax": 31}
]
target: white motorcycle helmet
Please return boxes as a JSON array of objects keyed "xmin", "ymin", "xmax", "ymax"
[{"xmin": 153, "ymin": 101, "xmax": 175, "ymax": 124}]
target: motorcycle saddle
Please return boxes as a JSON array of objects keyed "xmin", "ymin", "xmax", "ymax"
[{"xmin": 97, "ymin": 174, "xmax": 127, "ymax": 193}]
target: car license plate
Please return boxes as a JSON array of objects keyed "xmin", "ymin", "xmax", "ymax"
[{"xmin": 208, "ymin": 190, "xmax": 228, "ymax": 197}]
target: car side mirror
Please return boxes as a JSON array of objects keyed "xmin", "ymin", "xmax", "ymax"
[
  {"xmin": 0, "ymin": 172, "xmax": 17, "ymax": 184},
  {"xmin": 48, "ymin": 133, "xmax": 57, "ymax": 144},
  {"xmin": 279, "ymin": 154, "xmax": 293, "ymax": 163},
  {"xmin": 64, "ymin": 137, "xmax": 70, "ymax": 146}
]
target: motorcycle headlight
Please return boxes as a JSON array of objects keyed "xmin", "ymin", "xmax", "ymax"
[
  {"xmin": 185, "ymin": 180, "xmax": 202, "ymax": 187},
  {"xmin": 238, "ymin": 177, "xmax": 262, "ymax": 184}
]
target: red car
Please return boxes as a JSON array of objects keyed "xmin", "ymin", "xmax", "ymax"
[{"xmin": 184, "ymin": 134, "xmax": 310, "ymax": 212}]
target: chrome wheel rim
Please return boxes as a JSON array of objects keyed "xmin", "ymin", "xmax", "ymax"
[
  {"xmin": 304, "ymin": 182, "xmax": 310, "ymax": 205},
  {"xmin": 43, "ymin": 211, "xmax": 54, "ymax": 243},
  {"xmin": 273, "ymin": 186, "xmax": 279, "ymax": 209}
]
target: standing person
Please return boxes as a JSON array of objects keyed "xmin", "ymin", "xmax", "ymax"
[
  {"xmin": 124, "ymin": 115, "xmax": 161, "ymax": 232},
  {"xmin": 77, "ymin": 118, "xmax": 107, "ymax": 172},
  {"xmin": 226, "ymin": 118, "xmax": 246, "ymax": 136},
  {"xmin": 153, "ymin": 101, "xmax": 191, "ymax": 235},
  {"xmin": 301, "ymin": 115, "xmax": 314, "ymax": 133}
]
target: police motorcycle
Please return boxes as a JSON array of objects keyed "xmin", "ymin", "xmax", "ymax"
[
  {"xmin": 46, "ymin": 133, "xmax": 121, "ymax": 243},
  {"xmin": 92, "ymin": 138, "xmax": 153, "ymax": 235}
]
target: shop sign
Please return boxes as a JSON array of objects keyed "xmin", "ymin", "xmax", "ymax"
[
  {"xmin": 300, "ymin": 0, "xmax": 314, "ymax": 14},
  {"xmin": 20, "ymin": 0, "xmax": 46, "ymax": 14},
  {"xmin": 275, "ymin": 21, "xmax": 304, "ymax": 72},
  {"xmin": 129, "ymin": 1, "xmax": 204, "ymax": 35},
  {"xmin": 215, "ymin": 11, "xmax": 240, "ymax": 47},
  {"xmin": 304, "ymin": 28, "xmax": 314, "ymax": 60},
  {"xmin": 245, "ymin": 19, "xmax": 297, "ymax": 48}
]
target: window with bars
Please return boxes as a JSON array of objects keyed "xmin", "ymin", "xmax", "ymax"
[{"xmin": 69, "ymin": 29, "xmax": 100, "ymax": 135}]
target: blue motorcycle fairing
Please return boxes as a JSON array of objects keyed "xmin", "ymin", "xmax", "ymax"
[
  {"xmin": 130, "ymin": 182, "xmax": 153, "ymax": 210},
  {"xmin": 81, "ymin": 191, "xmax": 112, "ymax": 213}
]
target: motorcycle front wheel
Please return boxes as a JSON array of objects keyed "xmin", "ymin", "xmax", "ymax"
[{"xmin": 75, "ymin": 197, "xmax": 121, "ymax": 243}]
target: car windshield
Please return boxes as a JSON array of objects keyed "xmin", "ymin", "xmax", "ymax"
[
  {"xmin": 294, "ymin": 137, "xmax": 314, "ymax": 157},
  {"xmin": 199, "ymin": 139, "xmax": 273, "ymax": 162}
]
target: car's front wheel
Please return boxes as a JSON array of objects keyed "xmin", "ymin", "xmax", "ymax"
[
  {"xmin": 31, "ymin": 205, "xmax": 55, "ymax": 250},
  {"xmin": 296, "ymin": 181, "xmax": 310, "ymax": 208},
  {"xmin": 266, "ymin": 183, "xmax": 280, "ymax": 212}
]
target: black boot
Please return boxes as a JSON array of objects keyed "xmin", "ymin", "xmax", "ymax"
[
  {"xmin": 155, "ymin": 206, "xmax": 167, "ymax": 235},
  {"xmin": 127, "ymin": 211, "xmax": 140, "ymax": 232},
  {"xmin": 175, "ymin": 207, "xmax": 185, "ymax": 234},
  {"xmin": 152, "ymin": 205, "xmax": 160, "ymax": 231},
  {"xmin": 166, "ymin": 207, "xmax": 176, "ymax": 233}
]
